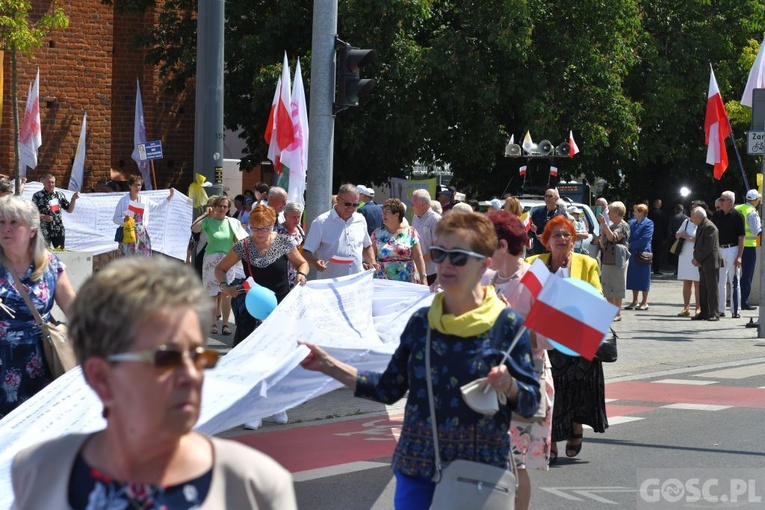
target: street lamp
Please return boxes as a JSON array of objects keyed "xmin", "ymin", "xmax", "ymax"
[{"xmin": 680, "ymin": 186, "xmax": 691, "ymax": 198}]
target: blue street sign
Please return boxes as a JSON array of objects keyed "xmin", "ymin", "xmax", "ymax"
[{"xmin": 137, "ymin": 140, "xmax": 164, "ymax": 161}]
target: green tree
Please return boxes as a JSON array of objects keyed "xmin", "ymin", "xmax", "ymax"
[{"xmin": 0, "ymin": 0, "xmax": 68, "ymax": 193}]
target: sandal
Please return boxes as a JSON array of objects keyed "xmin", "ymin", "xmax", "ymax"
[
  {"xmin": 637, "ymin": 304, "xmax": 649, "ymax": 311},
  {"xmin": 221, "ymin": 324, "xmax": 232, "ymax": 335},
  {"xmin": 566, "ymin": 434, "xmax": 583, "ymax": 458},
  {"xmin": 210, "ymin": 324, "xmax": 218, "ymax": 335},
  {"xmin": 677, "ymin": 309, "xmax": 690, "ymax": 317},
  {"xmin": 624, "ymin": 303, "xmax": 638, "ymax": 310}
]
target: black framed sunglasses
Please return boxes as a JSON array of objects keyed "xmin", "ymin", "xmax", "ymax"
[
  {"xmin": 342, "ymin": 201, "xmax": 360, "ymax": 208},
  {"xmin": 430, "ymin": 246, "xmax": 486, "ymax": 266},
  {"xmin": 108, "ymin": 344, "xmax": 220, "ymax": 371}
]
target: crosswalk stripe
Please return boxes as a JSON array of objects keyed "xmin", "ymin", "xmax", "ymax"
[
  {"xmin": 661, "ymin": 403, "xmax": 732, "ymax": 411},
  {"xmin": 652, "ymin": 378, "xmax": 717, "ymax": 385},
  {"xmin": 293, "ymin": 461, "xmax": 389, "ymax": 482},
  {"xmin": 692, "ymin": 363, "xmax": 765, "ymax": 380}
]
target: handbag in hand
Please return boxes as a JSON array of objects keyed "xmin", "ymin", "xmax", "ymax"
[
  {"xmin": 9, "ymin": 268, "xmax": 76, "ymax": 378},
  {"xmin": 669, "ymin": 238, "xmax": 684, "ymax": 255},
  {"xmin": 425, "ymin": 328, "xmax": 517, "ymax": 510},
  {"xmin": 594, "ymin": 328, "xmax": 618, "ymax": 363}
]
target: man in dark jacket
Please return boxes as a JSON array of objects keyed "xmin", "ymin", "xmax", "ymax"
[
  {"xmin": 357, "ymin": 185, "xmax": 382, "ymax": 236},
  {"xmin": 691, "ymin": 207, "xmax": 722, "ymax": 321},
  {"xmin": 648, "ymin": 199, "xmax": 668, "ymax": 274},
  {"xmin": 528, "ymin": 188, "xmax": 565, "ymax": 255}
]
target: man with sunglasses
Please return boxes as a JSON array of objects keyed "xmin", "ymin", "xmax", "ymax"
[
  {"xmin": 303, "ymin": 183, "xmax": 376, "ymax": 279},
  {"xmin": 528, "ymin": 188, "xmax": 565, "ymax": 256}
]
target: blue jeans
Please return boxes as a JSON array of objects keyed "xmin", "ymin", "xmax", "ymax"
[
  {"xmin": 394, "ymin": 471, "xmax": 436, "ymax": 510},
  {"xmin": 740, "ymin": 246, "xmax": 756, "ymax": 306}
]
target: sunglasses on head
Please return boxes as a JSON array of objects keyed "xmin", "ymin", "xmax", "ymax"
[
  {"xmin": 430, "ymin": 246, "xmax": 486, "ymax": 266},
  {"xmin": 107, "ymin": 344, "xmax": 220, "ymax": 371}
]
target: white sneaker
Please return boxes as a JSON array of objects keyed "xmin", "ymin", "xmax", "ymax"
[
  {"xmin": 243, "ymin": 419, "xmax": 262, "ymax": 430},
  {"xmin": 273, "ymin": 411, "xmax": 289, "ymax": 424}
]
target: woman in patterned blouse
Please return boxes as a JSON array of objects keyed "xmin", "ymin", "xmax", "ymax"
[{"xmin": 301, "ymin": 211, "xmax": 540, "ymax": 508}]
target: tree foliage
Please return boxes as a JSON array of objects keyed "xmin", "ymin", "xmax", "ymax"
[{"xmin": 116, "ymin": 0, "xmax": 765, "ymax": 201}]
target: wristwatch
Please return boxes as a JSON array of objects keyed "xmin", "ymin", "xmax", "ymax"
[{"xmin": 218, "ymin": 281, "xmax": 226, "ymax": 290}]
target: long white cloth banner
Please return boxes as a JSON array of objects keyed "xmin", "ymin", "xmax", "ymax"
[
  {"xmin": 0, "ymin": 271, "xmax": 433, "ymax": 508},
  {"xmin": 21, "ymin": 181, "xmax": 192, "ymax": 259}
]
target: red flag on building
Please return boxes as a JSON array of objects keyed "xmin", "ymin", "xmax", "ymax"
[{"xmin": 705, "ymin": 66, "xmax": 730, "ymax": 180}]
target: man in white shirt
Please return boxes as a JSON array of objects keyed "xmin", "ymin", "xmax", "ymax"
[
  {"xmin": 411, "ymin": 188, "xmax": 441, "ymax": 285},
  {"xmin": 303, "ymin": 183, "xmax": 376, "ymax": 279}
]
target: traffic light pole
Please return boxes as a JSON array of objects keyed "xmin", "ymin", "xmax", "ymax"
[{"xmin": 305, "ymin": 0, "xmax": 338, "ymax": 229}]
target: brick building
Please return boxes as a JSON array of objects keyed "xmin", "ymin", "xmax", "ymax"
[{"xmin": 0, "ymin": 1, "xmax": 195, "ymax": 190}]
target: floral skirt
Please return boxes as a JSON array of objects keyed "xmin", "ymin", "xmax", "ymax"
[
  {"xmin": 202, "ymin": 252, "xmax": 236, "ymax": 296},
  {"xmin": 0, "ymin": 331, "xmax": 51, "ymax": 419},
  {"xmin": 510, "ymin": 351, "xmax": 554, "ymax": 470},
  {"xmin": 117, "ymin": 224, "xmax": 151, "ymax": 258}
]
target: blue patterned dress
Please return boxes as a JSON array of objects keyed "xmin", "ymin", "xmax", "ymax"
[
  {"xmin": 371, "ymin": 226, "xmax": 422, "ymax": 283},
  {"xmin": 0, "ymin": 253, "xmax": 64, "ymax": 419},
  {"xmin": 355, "ymin": 308, "xmax": 540, "ymax": 479}
]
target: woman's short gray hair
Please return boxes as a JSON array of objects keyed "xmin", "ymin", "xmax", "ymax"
[
  {"xmin": 609, "ymin": 201, "xmax": 626, "ymax": 217},
  {"xmin": 68, "ymin": 257, "xmax": 213, "ymax": 368},
  {"xmin": 284, "ymin": 202, "xmax": 303, "ymax": 215},
  {"xmin": 0, "ymin": 195, "xmax": 49, "ymax": 281}
]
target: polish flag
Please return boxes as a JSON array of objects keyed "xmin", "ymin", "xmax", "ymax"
[
  {"xmin": 18, "ymin": 69, "xmax": 42, "ymax": 175},
  {"xmin": 264, "ymin": 53, "xmax": 295, "ymax": 174},
  {"xmin": 549, "ymin": 166, "xmax": 558, "ymax": 177},
  {"xmin": 520, "ymin": 259, "xmax": 550, "ymax": 298},
  {"xmin": 128, "ymin": 200, "xmax": 145, "ymax": 216},
  {"xmin": 329, "ymin": 255, "xmax": 354, "ymax": 265},
  {"xmin": 523, "ymin": 276, "xmax": 618, "ymax": 360},
  {"xmin": 568, "ymin": 131, "xmax": 579, "ymax": 158},
  {"xmin": 705, "ymin": 66, "xmax": 730, "ymax": 180},
  {"xmin": 741, "ymin": 34, "xmax": 765, "ymax": 108},
  {"xmin": 519, "ymin": 212, "xmax": 533, "ymax": 248},
  {"xmin": 48, "ymin": 198, "xmax": 60, "ymax": 213},
  {"xmin": 519, "ymin": 165, "xmax": 527, "ymax": 176}
]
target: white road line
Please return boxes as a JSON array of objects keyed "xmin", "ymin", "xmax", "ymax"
[
  {"xmin": 293, "ymin": 461, "xmax": 389, "ymax": 482},
  {"xmin": 652, "ymin": 378, "xmax": 717, "ymax": 385},
  {"xmin": 661, "ymin": 403, "xmax": 732, "ymax": 411},
  {"xmin": 583, "ymin": 416, "xmax": 644, "ymax": 430},
  {"xmin": 605, "ymin": 398, "xmax": 619, "ymax": 403},
  {"xmin": 692, "ymin": 363, "xmax": 765, "ymax": 380}
]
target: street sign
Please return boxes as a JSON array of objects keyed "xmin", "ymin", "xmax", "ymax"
[
  {"xmin": 137, "ymin": 140, "xmax": 164, "ymax": 161},
  {"xmin": 747, "ymin": 131, "xmax": 765, "ymax": 155}
]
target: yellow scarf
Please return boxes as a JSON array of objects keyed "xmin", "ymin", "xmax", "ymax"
[{"xmin": 427, "ymin": 286, "xmax": 506, "ymax": 337}]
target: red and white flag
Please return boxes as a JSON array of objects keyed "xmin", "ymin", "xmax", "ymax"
[
  {"xmin": 18, "ymin": 69, "xmax": 42, "ymax": 176},
  {"xmin": 568, "ymin": 130, "xmax": 579, "ymax": 158},
  {"xmin": 265, "ymin": 53, "xmax": 295, "ymax": 174},
  {"xmin": 329, "ymin": 255, "xmax": 354, "ymax": 265},
  {"xmin": 128, "ymin": 200, "xmax": 145, "ymax": 216},
  {"xmin": 242, "ymin": 277, "xmax": 257, "ymax": 291},
  {"xmin": 741, "ymin": 35, "xmax": 765, "ymax": 108},
  {"xmin": 523, "ymin": 276, "xmax": 618, "ymax": 360},
  {"xmin": 48, "ymin": 198, "xmax": 60, "ymax": 213},
  {"xmin": 280, "ymin": 58, "xmax": 309, "ymax": 205},
  {"xmin": 518, "ymin": 165, "xmax": 527, "ymax": 176},
  {"xmin": 520, "ymin": 259, "xmax": 550, "ymax": 298},
  {"xmin": 549, "ymin": 166, "xmax": 558, "ymax": 177},
  {"xmin": 705, "ymin": 66, "xmax": 730, "ymax": 180}
]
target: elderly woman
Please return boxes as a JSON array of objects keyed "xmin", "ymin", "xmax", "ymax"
[
  {"xmin": 626, "ymin": 203, "xmax": 654, "ymax": 310},
  {"xmin": 302, "ymin": 212, "xmax": 540, "ymax": 507},
  {"xmin": 675, "ymin": 201, "xmax": 703, "ymax": 317},
  {"xmin": 527, "ymin": 215, "xmax": 607, "ymax": 462},
  {"xmin": 597, "ymin": 201, "xmax": 631, "ymax": 321},
  {"xmin": 112, "ymin": 174, "xmax": 174, "ymax": 257},
  {"xmin": 503, "ymin": 196, "xmax": 523, "ymax": 216},
  {"xmin": 191, "ymin": 195, "xmax": 248, "ymax": 335},
  {"xmin": 371, "ymin": 198, "xmax": 427, "ymax": 284},
  {"xmin": 483, "ymin": 210, "xmax": 554, "ymax": 510},
  {"xmin": 276, "ymin": 202, "xmax": 306, "ymax": 288},
  {"xmin": 0, "ymin": 196, "xmax": 76, "ymax": 419},
  {"xmin": 10, "ymin": 257, "xmax": 297, "ymax": 508}
]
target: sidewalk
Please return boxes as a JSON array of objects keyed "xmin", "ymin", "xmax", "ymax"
[{"xmin": 212, "ymin": 273, "xmax": 765, "ymax": 436}]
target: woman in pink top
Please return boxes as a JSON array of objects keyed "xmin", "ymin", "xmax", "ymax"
[{"xmin": 484, "ymin": 210, "xmax": 554, "ymax": 510}]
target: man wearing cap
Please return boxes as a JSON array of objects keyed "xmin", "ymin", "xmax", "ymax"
[
  {"xmin": 568, "ymin": 205, "xmax": 589, "ymax": 253},
  {"xmin": 711, "ymin": 190, "xmax": 746, "ymax": 318},
  {"xmin": 436, "ymin": 188, "xmax": 454, "ymax": 214},
  {"xmin": 735, "ymin": 189, "xmax": 762, "ymax": 310},
  {"xmin": 357, "ymin": 185, "xmax": 382, "ymax": 236}
]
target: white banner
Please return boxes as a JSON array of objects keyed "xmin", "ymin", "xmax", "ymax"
[
  {"xmin": 22, "ymin": 181, "xmax": 192, "ymax": 259},
  {"xmin": 0, "ymin": 271, "xmax": 434, "ymax": 508}
]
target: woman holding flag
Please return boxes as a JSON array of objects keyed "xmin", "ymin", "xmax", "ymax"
[
  {"xmin": 484, "ymin": 210, "xmax": 554, "ymax": 510},
  {"xmin": 527, "ymin": 215, "xmax": 608, "ymax": 462},
  {"xmin": 112, "ymin": 175, "xmax": 174, "ymax": 258}
]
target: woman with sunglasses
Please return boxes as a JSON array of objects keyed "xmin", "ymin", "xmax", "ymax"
[
  {"xmin": 483, "ymin": 210, "xmax": 554, "ymax": 510},
  {"xmin": 371, "ymin": 198, "xmax": 427, "ymax": 284},
  {"xmin": 191, "ymin": 195, "xmax": 248, "ymax": 336},
  {"xmin": 11, "ymin": 257, "xmax": 297, "ymax": 509},
  {"xmin": 112, "ymin": 175, "xmax": 174, "ymax": 258},
  {"xmin": 527, "ymin": 215, "xmax": 607, "ymax": 463},
  {"xmin": 301, "ymin": 211, "xmax": 540, "ymax": 508}
]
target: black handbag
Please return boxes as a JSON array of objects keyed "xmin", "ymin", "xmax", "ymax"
[
  {"xmin": 114, "ymin": 226, "xmax": 124, "ymax": 243},
  {"xmin": 637, "ymin": 251, "xmax": 653, "ymax": 265},
  {"xmin": 594, "ymin": 328, "xmax": 618, "ymax": 363}
]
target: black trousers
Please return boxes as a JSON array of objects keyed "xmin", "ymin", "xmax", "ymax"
[{"xmin": 699, "ymin": 267, "xmax": 719, "ymax": 318}]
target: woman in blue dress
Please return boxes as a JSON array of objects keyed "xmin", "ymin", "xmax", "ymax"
[
  {"xmin": 0, "ymin": 196, "xmax": 76, "ymax": 419},
  {"xmin": 626, "ymin": 203, "xmax": 654, "ymax": 310}
]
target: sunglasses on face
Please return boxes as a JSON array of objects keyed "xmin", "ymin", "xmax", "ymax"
[
  {"xmin": 107, "ymin": 344, "xmax": 220, "ymax": 371},
  {"xmin": 342, "ymin": 201, "xmax": 359, "ymax": 208},
  {"xmin": 430, "ymin": 246, "xmax": 487, "ymax": 266}
]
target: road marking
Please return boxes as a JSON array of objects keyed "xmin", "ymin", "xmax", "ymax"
[
  {"xmin": 540, "ymin": 486, "xmax": 637, "ymax": 504},
  {"xmin": 692, "ymin": 363, "xmax": 765, "ymax": 380},
  {"xmin": 653, "ymin": 378, "xmax": 717, "ymax": 385},
  {"xmin": 605, "ymin": 398, "xmax": 619, "ymax": 403},
  {"xmin": 293, "ymin": 461, "xmax": 389, "ymax": 482},
  {"xmin": 661, "ymin": 403, "xmax": 732, "ymax": 411},
  {"xmin": 583, "ymin": 416, "xmax": 644, "ymax": 430}
]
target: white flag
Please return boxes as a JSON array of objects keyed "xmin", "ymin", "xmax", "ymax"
[
  {"xmin": 18, "ymin": 69, "xmax": 42, "ymax": 176},
  {"xmin": 741, "ymin": 35, "xmax": 765, "ymax": 108},
  {"xmin": 68, "ymin": 113, "xmax": 87, "ymax": 191},
  {"xmin": 281, "ymin": 58, "xmax": 309, "ymax": 205},
  {"xmin": 131, "ymin": 80, "xmax": 152, "ymax": 189}
]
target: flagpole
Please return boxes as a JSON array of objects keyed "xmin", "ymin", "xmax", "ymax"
[
  {"xmin": 726, "ymin": 118, "xmax": 751, "ymax": 191},
  {"xmin": 483, "ymin": 325, "xmax": 528, "ymax": 395}
]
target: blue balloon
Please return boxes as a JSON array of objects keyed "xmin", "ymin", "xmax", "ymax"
[
  {"xmin": 547, "ymin": 277, "xmax": 609, "ymax": 357},
  {"xmin": 548, "ymin": 339, "xmax": 580, "ymax": 357},
  {"xmin": 245, "ymin": 284, "xmax": 278, "ymax": 320}
]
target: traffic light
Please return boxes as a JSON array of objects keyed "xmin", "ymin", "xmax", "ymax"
[{"xmin": 334, "ymin": 37, "xmax": 376, "ymax": 114}]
